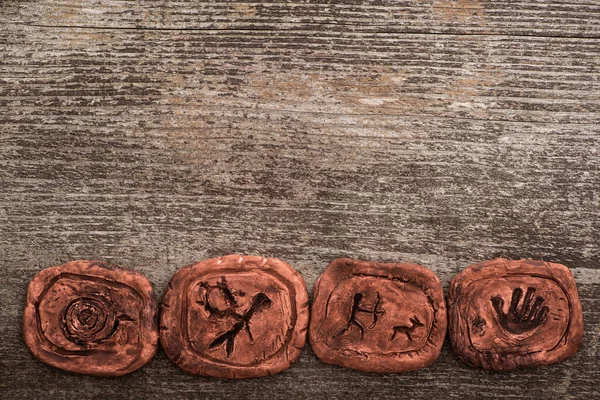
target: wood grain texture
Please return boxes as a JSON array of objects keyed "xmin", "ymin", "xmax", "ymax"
[{"xmin": 0, "ymin": 0, "xmax": 599, "ymax": 399}]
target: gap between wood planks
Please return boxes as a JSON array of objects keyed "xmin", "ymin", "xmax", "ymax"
[{"xmin": 5, "ymin": 21, "xmax": 600, "ymax": 40}]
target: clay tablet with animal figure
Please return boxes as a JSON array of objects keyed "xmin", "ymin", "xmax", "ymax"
[
  {"xmin": 23, "ymin": 260, "xmax": 159, "ymax": 376},
  {"xmin": 309, "ymin": 258, "xmax": 447, "ymax": 373},
  {"xmin": 448, "ymin": 258, "xmax": 583, "ymax": 371},
  {"xmin": 160, "ymin": 255, "xmax": 309, "ymax": 378}
]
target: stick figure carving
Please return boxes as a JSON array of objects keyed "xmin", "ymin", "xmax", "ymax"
[{"xmin": 335, "ymin": 292, "xmax": 385, "ymax": 339}]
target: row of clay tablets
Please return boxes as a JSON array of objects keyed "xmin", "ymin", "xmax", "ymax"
[{"xmin": 23, "ymin": 256, "xmax": 583, "ymax": 377}]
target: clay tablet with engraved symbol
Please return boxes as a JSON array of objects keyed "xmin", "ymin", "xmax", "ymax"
[
  {"xmin": 23, "ymin": 260, "xmax": 159, "ymax": 376},
  {"xmin": 448, "ymin": 258, "xmax": 584, "ymax": 371},
  {"xmin": 160, "ymin": 255, "xmax": 310, "ymax": 378},
  {"xmin": 309, "ymin": 258, "xmax": 447, "ymax": 373}
]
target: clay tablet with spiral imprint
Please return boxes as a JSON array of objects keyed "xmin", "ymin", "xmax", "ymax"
[
  {"xmin": 448, "ymin": 258, "xmax": 584, "ymax": 371},
  {"xmin": 160, "ymin": 255, "xmax": 310, "ymax": 378},
  {"xmin": 23, "ymin": 260, "xmax": 159, "ymax": 376},
  {"xmin": 309, "ymin": 258, "xmax": 447, "ymax": 373}
]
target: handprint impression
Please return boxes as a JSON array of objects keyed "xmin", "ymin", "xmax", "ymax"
[{"xmin": 491, "ymin": 287, "xmax": 550, "ymax": 335}]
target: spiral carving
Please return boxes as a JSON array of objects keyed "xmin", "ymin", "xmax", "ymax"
[{"xmin": 61, "ymin": 297, "xmax": 118, "ymax": 345}]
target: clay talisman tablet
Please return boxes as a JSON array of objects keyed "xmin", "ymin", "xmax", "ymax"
[
  {"xmin": 23, "ymin": 260, "xmax": 158, "ymax": 376},
  {"xmin": 309, "ymin": 258, "xmax": 447, "ymax": 373},
  {"xmin": 448, "ymin": 258, "xmax": 583, "ymax": 371},
  {"xmin": 160, "ymin": 255, "xmax": 309, "ymax": 378}
]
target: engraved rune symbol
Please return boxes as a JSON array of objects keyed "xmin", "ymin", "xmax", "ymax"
[
  {"xmin": 197, "ymin": 277, "xmax": 272, "ymax": 357},
  {"xmin": 335, "ymin": 292, "xmax": 385, "ymax": 339},
  {"xmin": 198, "ymin": 277, "xmax": 246, "ymax": 318},
  {"xmin": 390, "ymin": 316, "xmax": 424, "ymax": 342},
  {"xmin": 491, "ymin": 287, "xmax": 549, "ymax": 335}
]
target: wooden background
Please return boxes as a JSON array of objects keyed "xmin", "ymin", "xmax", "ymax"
[{"xmin": 1, "ymin": 0, "xmax": 599, "ymax": 398}]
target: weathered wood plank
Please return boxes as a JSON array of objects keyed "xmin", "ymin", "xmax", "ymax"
[
  {"xmin": 3, "ymin": 0, "xmax": 600, "ymax": 38},
  {"xmin": 0, "ymin": 0, "xmax": 599, "ymax": 399}
]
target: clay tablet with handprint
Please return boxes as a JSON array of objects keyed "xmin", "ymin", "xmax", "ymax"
[
  {"xmin": 448, "ymin": 258, "xmax": 583, "ymax": 371},
  {"xmin": 160, "ymin": 255, "xmax": 309, "ymax": 378},
  {"xmin": 309, "ymin": 259, "xmax": 447, "ymax": 373}
]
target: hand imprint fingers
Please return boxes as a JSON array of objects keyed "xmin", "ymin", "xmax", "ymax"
[
  {"xmin": 519, "ymin": 287, "xmax": 536, "ymax": 317},
  {"xmin": 527, "ymin": 297, "xmax": 545, "ymax": 321},
  {"xmin": 508, "ymin": 288, "xmax": 523, "ymax": 315},
  {"xmin": 534, "ymin": 305, "xmax": 549, "ymax": 324},
  {"xmin": 491, "ymin": 295, "xmax": 505, "ymax": 316}
]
